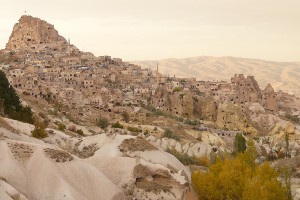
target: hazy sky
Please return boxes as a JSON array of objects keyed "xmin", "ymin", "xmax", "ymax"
[{"xmin": 0, "ymin": 0, "xmax": 299, "ymax": 61}]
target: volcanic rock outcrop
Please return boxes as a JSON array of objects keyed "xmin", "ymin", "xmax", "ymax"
[{"xmin": 5, "ymin": 15, "xmax": 78, "ymax": 53}]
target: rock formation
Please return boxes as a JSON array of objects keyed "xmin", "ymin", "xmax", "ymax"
[
  {"xmin": 261, "ymin": 83, "xmax": 278, "ymax": 112},
  {"xmin": 5, "ymin": 15, "xmax": 78, "ymax": 53},
  {"xmin": 230, "ymin": 74, "xmax": 278, "ymax": 112},
  {"xmin": 152, "ymin": 86, "xmax": 194, "ymax": 117},
  {"xmin": 216, "ymin": 103, "xmax": 257, "ymax": 135},
  {"xmin": 230, "ymin": 74, "xmax": 261, "ymax": 105}
]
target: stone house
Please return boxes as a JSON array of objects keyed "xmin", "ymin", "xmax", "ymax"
[{"xmin": 60, "ymin": 56, "xmax": 81, "ymax": 66}]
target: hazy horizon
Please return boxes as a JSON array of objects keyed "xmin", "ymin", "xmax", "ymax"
[{"xmin": 1, "ymin": 0, "xmax": 299, "ymax": 62}]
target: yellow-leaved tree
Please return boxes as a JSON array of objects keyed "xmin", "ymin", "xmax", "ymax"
[{"xmin": 192, "ymin": 139, "xmax": 288, "ymax": 200}]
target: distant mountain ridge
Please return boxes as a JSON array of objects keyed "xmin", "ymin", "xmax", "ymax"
[{"xmin": 132, "ymin": 56, "xmax": 300, "ymax": 96}]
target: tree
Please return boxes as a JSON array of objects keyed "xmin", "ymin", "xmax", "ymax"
[
  {"xmin": 239, "ymin": 139, "xmax": 257, "ymax": 169},
  {"xmin": 242, "ymin": 163, "xmax": 287, "ymax": 200},
  {"xmin": 0, "ymin": 70, "xmax": 34, "ymax": 124},
  {"xmin": 192, "ymin": 139, "xmax": 287, "ymax": 200},
  {"xmin": 97, "ymin": 116, "xmax": 109, "ymax": 129},
  {"xmin": 285, "ymin": 133, "xmax": 290, "ymax": 158},
  {"xmin": 0, "ymin": 70, "xmax": 21, "ymax": 114},
  {"xmin": 234, "ymin": 133, "xmax": 246, "ymax": 154},
  {"xmin": 282, "ymin": 168, "xmax": 293, "ymax": 200},
  {"xmin": 0, "ymin": 98, "xmax": 4, "ymax": 116}
]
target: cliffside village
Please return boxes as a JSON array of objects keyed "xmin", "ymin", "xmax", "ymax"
[{"xmin": 0, "ymin": 15, "xmax": 292, "ymax": 136}]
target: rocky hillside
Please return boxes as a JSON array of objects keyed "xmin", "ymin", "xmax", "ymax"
[
  {"xmin": 1, "ymin": 15, "xmax": 300, "ymax": 200},
  {"xmin": 0, "ymin": 117, "xmax": 193, "ymax": 200},
  {"xmin": 132, "ymin": 56, "xmax": 300, "ymax": 96}
]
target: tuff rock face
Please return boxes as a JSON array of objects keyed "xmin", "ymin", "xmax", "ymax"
[
  {"xmin": 151, "ymin": 86, "xmax": 194, "ymax": 117},
  {"xmin": 230, "ymin": 74, "xmax": 261, "ymax": 105},
  {"xmin": 216, "ymin": 103, "xmax": 257, "ymax": 135},
  {"xmin": 5, "ymin": 15, "xmax": 77, "ymax": 53},
  {"xmin": 150, "ymin": 74, "xmax": 280, "ymax": 134},
  {"xmin": 261, "ymin": 83, "xmax": 278, "ymax": 112},
  {"xmin": 230, "ymin": 74, "xmax": 278, "ymax": 112}
]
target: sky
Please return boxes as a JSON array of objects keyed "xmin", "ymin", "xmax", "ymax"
[{"xmin": 0, "ymin": 0, "xmax": 299, "ymax": 62}]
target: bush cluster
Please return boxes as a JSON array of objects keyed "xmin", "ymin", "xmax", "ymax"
[
  {"xmin": 97, "ymin": 116, "xmax": 109, "ymax": 129},
  {"xmin": 112, "ymin": 121, "xmax": 124, "ymax": 129},
  {"xmin": 163, "ymin": 129, "xmax": 180, "ymax": 141},
  {"xmin": 167, "ymin": 148, "xmax": 199, "ymax": 165},
  {"xmin": 192, "ymin": 140, "xmax": 290, "ymax": 200},
  {"xmin": 127, "ymin": 126, "xmax": 142, "ymax": 133},
  {"xmin": 31, "ymin": 126, "xmax": 48, "ymax": 139},
  {"xmin": 58, "ymin": 123, "xmax": 66, "ymax": 131}
]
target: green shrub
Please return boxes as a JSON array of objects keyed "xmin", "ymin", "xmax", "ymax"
[
  {"xmin": 112, "ymin": 121, "xmax": 124, "ymax": 129},
  {"xmin": 127, "ymin": 126, "xmax": 142, "ymax": 133},
  {"xmin": 173, "ymin": 87, "xmax": 182, "ymax": 93},
  {"xmin": 163, "ymin": 128, "xmax": 180, "ymax": 141},
  {"xmin": 76, "ymin": 129, "xmax": 84, "ymax": 136},
  {"xmin": 97, "ymin": 116, "xmax": 109, "ymax": 129},
  {"xmin": 31, "ymin": 126, "xmax": 48, "ymax": 139},
  {"xmin": 234, "ymin": 133, "xmax": 246, "ymax": 154},
  {"xmin": 167, "ymin": 148, "xmax": 198, "ymax": 165},
  {"xmin": 184, "ymin": 119, "xmax": 200, "ymax": 126},
  {"xmin": 58, "ymin": 123, "xmax": 66, "ymax": 131},
  {"xmin": 285, "ymin": 114, "xmax": 299, "ymax": 124}
]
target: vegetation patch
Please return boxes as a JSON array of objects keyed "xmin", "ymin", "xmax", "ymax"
[
  {"xmin": 8, "ymin": 143, "xmax": 34, "ymax": 162},
  {"xmin": 31, "ymin": 126, "xmax": 48, "ymax": 139},
  {"xmin": 0, "ymin": 70, "xmax": 34, "ymax": 124},
  {"xmin": 44, "ymin": 148, "xmax": 73, "ymax": 162},
  {"xmin": 97, "ymin": 116, "xmax": 109, "ymax": 129},
  {"xmin": 72, "ymin": 143, "xmax": 99, "ymax": 159},
  {"xmin": 285, "ymin": 114, "xmax": 299, "ymax": 124},
  {"xmin": 166, "ymin": 148, "xmax": 201, "ymax": 166},
  {"xmin": 127, "ymin": 126, "xmax": 142, "ymax": 133},
  {"xmin": 192, "ymin": 140, "xmax": 290, "ymax": 200},
  {"xmin": 112, "ymin": 121, "xmax": 124, "ymax": 129},
  {"xmin": 163, "ymin": 128, "xmax": 180, "ymax": 141},
  {"xmin": 145, "ymin": 105, "xmax": 184, "ymax": 122},
  {"xmin": 184, "ymin": 119, "xmax": 200, "ymax": 126},
  {"xmin": 57, "ymin": 123, "xmax": 66, "ymax": 131},
  {"xmin": 119, "ymin": 137, "xmax": 157, "ymax": 152}
]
